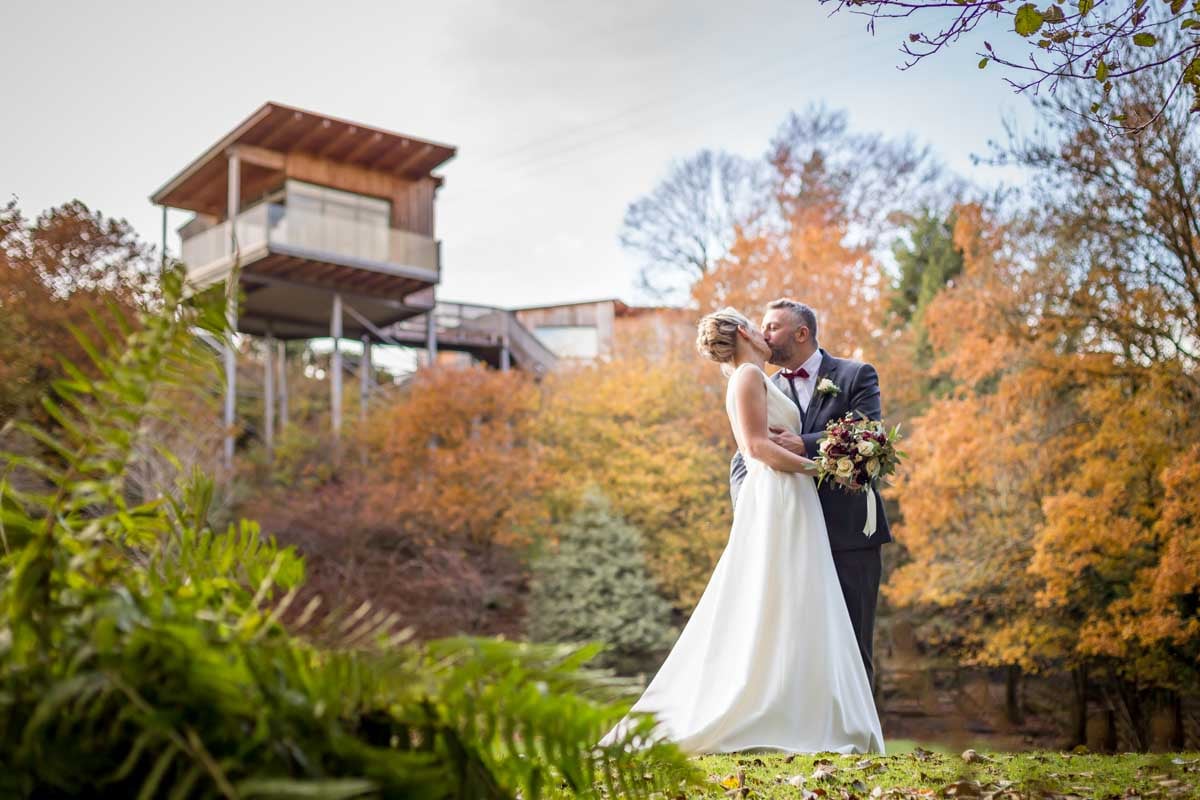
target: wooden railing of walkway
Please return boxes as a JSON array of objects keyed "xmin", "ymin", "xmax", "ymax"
[{"xmin": 380, "ymin": 301, "xmax": 558, "ymax": 375}]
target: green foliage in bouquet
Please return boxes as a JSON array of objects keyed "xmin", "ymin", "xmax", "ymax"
[
  {"xmin": 528, "ymin": 489, "xmax": 677, "ymax": 675},
  {"xmin": 0, "ymin": 265, "xmax": 699, "ymax": 799}
]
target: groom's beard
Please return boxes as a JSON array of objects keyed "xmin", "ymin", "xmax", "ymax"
[{"xmin": 768, "ymin": 344, "xmax": 792, "ymax": 365}]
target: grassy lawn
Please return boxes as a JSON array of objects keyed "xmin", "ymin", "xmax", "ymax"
[{"xmin": 669, "ymin": 742, "xmax": 1200, "ymax": 798}]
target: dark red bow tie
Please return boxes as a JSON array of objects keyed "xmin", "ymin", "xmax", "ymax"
[{"xmin": 780, "ymin": 367, "xmax": 810, "ymax": 380}]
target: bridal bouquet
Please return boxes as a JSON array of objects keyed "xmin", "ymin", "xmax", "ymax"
[{"xmin": 814, "ymin": 412, "xmax": 904, "ymax": 536}]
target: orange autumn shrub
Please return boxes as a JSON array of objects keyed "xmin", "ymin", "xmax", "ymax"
[
  {"xmin": 538, "ymin": 343, "xmax": 733, "ymax": 611},
  {"xmin": 356, "ymin": 364, "xmax": 552, "ymax": 548}
]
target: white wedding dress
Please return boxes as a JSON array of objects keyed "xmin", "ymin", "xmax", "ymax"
[{"xmin": 601, "ymin": 363, "xmax": 884, "ymax": 755}]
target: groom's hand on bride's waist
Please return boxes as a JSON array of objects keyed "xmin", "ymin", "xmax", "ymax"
[{"xmin": 768, "ymin": 427, "xmax": 807, "ymax": 456}]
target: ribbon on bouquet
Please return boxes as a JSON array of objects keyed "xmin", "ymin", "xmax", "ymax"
[{"xmin": 863, "ymin": 485, "xmax": 878, "ymax": 538}]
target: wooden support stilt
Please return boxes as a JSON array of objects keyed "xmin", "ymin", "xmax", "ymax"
[{"xmin": 331, "ymin": 293, "xmax": 343, "ymax": 441}]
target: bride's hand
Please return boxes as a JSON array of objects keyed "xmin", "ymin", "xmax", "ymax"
[{"xmin": 769, "ymin": 427, "xmax": 807, "ymax": 456}]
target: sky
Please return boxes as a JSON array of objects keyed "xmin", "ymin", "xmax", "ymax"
[{"xmin": 3, "ymin": 0, "xmax": 1036, "ymax": 310}]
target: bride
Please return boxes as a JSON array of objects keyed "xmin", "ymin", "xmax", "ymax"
[{"xmin": 601, "ymin": 307, "xmax": 884, "ymax": 755}]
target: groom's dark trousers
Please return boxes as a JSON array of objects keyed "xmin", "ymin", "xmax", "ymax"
[
  {"xmin": 829, "ymin": 547, "xmax": 882, "ymax": 688},
  {"xmin": 728, "ymin": 351, "xmax": 892, "ymax": 689}
]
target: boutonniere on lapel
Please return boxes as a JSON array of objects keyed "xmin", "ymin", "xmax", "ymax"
[{"xmin": 816, "ymin": 378, "xmax": 840, "ymax": 397}]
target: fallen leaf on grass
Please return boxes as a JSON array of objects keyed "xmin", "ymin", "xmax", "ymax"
[
  {"xmin": 718, "ymin": 769, "xmax": 745, "ymax": 790},
  {"xmin": 941, "ymin": 779, "xmax": 983, "ymax": 797},
  {"xmin": 811, "ymin": 762, "xmax": 838, "ymax": 781},
  {"xmin": 961, "ymin": 750, "xmax": 993, "ymax": 764},
  {"xmin": 912, "ymin": 747, "xmax": 935, "ymax": 762}
]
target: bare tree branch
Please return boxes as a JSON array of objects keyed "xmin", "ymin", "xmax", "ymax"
[{"xmin": 620, "ymin": 150, "xmax": 767, "ymax": 301}]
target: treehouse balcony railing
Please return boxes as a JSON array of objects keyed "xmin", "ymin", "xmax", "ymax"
[{"xmin": 181, "ymin": 202, "xmax": 440, "ymax": 285}]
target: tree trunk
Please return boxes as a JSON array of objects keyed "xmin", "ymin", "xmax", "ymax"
[
  {"xmin": 1071, "ymin": 664, "xmax": 1089, "ymax": 748},
  {"xmin": 1118, "ymin": 679, "xmax": 1147, "ymax": 752},
  {"xmin": 1104, "ymin": 703, "xmax": 1118, "ymax": 753},
  {"xmin": 1006, "ymin": 664, "xmax": 1024, "ymax": 726},
  {"xmin": 1171, "ymin": 691, "xmax": 1186, "ymax": 751}
]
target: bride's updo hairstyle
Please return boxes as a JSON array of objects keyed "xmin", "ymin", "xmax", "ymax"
[{"xmin": 696, "ymin": 307, "xmax": 752, "ymax": 366}]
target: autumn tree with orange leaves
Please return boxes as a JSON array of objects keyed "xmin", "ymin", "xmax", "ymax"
[
  {"xmin": 0, "ymin": 199, "xmax": 158, "ymax": 425},
  {"xmin": 885, "ymin": 204, "xmax": 1082, "ymax": 724},
  {"xmin": 691, "ymin": 107, "xmax": 947, "ymax": 359},
  {"xmin": 888, "ymin": 69, "xmax": 1200, "ymax": 748}
]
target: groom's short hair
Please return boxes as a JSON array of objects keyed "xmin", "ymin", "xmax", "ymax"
[{"xmin": 767, "ymin": 299, "xmax": 818, "ymax": 340}]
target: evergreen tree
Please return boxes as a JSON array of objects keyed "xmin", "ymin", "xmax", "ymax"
[
  {"xmin": 890, "ymin": 208, "xmax": 964, "ymax": 325},
  {"xmin": 887, "ymin": 208, "xmax": 966, "ymax": 409},
  {"xmin": 529, "ymin": 489, "xmax": 676, "ymax": 674}
]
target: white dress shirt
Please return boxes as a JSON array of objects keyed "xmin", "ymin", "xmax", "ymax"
[{"xmin": 780, "ymin": 349, "xmax": 823, "ymax": 415}]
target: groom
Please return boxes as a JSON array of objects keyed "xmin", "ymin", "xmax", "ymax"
[{"xmin": 729, "ymin": 299, "xmax": 892, "ymax": 688}]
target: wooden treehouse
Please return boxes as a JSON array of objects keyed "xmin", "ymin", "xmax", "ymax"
[{"xmin": 151, "ymin": 101, "xmax": 555, "ymax": 467}]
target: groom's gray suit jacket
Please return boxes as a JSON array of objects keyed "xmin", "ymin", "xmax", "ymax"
[{"xmin": 729, "ymin": 349, "xmax": 893, "ymax": 552}]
